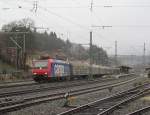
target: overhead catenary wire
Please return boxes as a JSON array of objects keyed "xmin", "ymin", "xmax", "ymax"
[
  {"xmin": 1, "ymin": 0, "xmax": 150, "ymax": 57},
  {"xmin": 6, "ymin": 0, "xmax": 90, "ymax": 42},
  {"xmin": 3, "ymin": 5, "xmax": 150, "ymax": 9},
  {"xmin": 34, "ymin": 2, "xmax": 91, "ymax": 41},
  {"xmin": 2, "ymin": 1, "xmax": 150, "ymax": 30},
  {"xmin": 15, "ymin": 0, "xmax": 90, "ymax": 31},
  {"xmin": 2, "ymin": 2, "xmax": 150, "ymax": 32},
  {"xmin": 1, "ymin": 0, "xmax": 88, "ymax": 33},
  {"xmin": 2, "ymin": 0, "xmax": 150, "ymax": 9},
  {"xmin": 38, "ymin": 6, "xmax": 89, "ymax": 30},
  {"xmin": 31, "ymin": 5, "xmax": 90, "ymax": 40}
]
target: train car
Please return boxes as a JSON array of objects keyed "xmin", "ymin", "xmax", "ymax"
[
  {"xmin": 32, "ymin": 59, "xmax": 71, "ymax": 82},
  {"xmin": 71, "ymin": 61, "xmax": 89, "ymax": 78},
  {"xmin": 32, "ymin": 58, "xmax": 120, "ymax": 82},
  {"xmin": 67, "ymin": 61, "xmax": 119, "ymax": 79}
]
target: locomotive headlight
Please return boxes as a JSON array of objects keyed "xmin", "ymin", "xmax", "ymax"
[
  {"xmin": 44, "ymin": 72, "xmax": 48, "ymax": 75},
  {"xmin": 33, "ymin": 73, "xmax": 37, "ymax": 75}
]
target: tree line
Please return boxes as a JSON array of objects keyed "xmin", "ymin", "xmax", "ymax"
[{"xmin": 0, "ymin": 18, "xmax": 109, "ymax": 69}]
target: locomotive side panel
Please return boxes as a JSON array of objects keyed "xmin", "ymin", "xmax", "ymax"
[{"xmin": 51, "ymin": 62, "xmax": 71, "ymax": 78}]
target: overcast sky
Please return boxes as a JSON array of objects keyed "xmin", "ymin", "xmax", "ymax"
[{"xmin": 0, "ymin": 0, "xmax": 150, "ymax": 55}]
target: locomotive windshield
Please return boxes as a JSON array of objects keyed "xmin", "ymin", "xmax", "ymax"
[{"xmin": 33, "ymin": 60, "xmax": 48, "ymax": 69}]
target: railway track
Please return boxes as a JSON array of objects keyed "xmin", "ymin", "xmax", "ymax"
[
  {"xmin": 0, "ymin": 75, "xmax": 137, "ymax": 98},
  {"xmin": 58, "ymin": 82, "xmax": 150, "ymax": 115},
  {"xmin": 126, "ymin": 106, "xmax": 150, "ymax": 115},
  {"xmin": 0, "ymin": 73, "xmax": 135, "ymax": 89},
  {"xmin": 0, "ymin": 77, "xmax": 141, "ymax": 114},
  {"xmin": 0, "ymin": 77, "xmax": 115, "ymax": 89},
  {"xmin": 0, "ymin": 80, "xmax": 36, "ymax": 89}
]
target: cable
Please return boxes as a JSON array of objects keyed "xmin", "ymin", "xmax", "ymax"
[
  {"xmin": 93, "ymin": 5, "xmax": 150, "ymax": 8},
  {"xmin": 42, "ymin": 5, "xmax": 150, "ymax": 8},
  {"xmin": 2, "ymin": 0, "xmax": 150, "ymax": 9},
  {"xmin": 19, "ymin": 0, "xmax": 110, "ymax": 44},
  {"xmin": 17, "ymin": 0, "xmax": 90, "ymax": 31},
  {"xmin": 38, "ymin": 6, "xmax": 89, "ymax": 30},
  {"xmin": 22, "ymin": 3, "xmax": 89, "ymax": 42},
  {"xmin": 6, "ymin": 0, "xmax": 89, "ymax": 42},
  {"xmin": 111, "ymin": 25, "xmax": 150, "ymax": 28}
]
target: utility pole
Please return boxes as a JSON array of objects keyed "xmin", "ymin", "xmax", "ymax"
[
  {"xmin": 89, "ymin": 0, "xmax": 93, "ymax": 80},
  {"xmin": 9, "ymin": 36, "xmax": 22, "ymax": 70},
  {"xmin": 89, "ymin": 31, "xmax": 93, "ymax": 79},
  {"xmin": 89, "ymin": 0, "xmax": 112, "ymax": 79},
  {"xmin": 23, "ymin": 34, "xmax": 26, "ymax": 69},
  {"xmin": 66, "ymin": 32, "xmax": 70, "ymax": 61},
  {"xmin": 23, "ymin": 34, "xmax": 26, "ymax": 53},
  {"xmin": 115, "ymin": 40, "xmax": 118, "ymax": 66},
  {"xmin": 2, "ymin": 31, "xmax": 29, "ymax": 70},
  {"xmin": 143, "ymin": 42, "xmax": 146, "ymax": 67}
]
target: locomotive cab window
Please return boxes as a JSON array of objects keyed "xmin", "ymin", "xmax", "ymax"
[{"xmin": 33, "ymin": 60, "xmax": 48, "ymax": 69}]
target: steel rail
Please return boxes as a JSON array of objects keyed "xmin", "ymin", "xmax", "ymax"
[
  {"xmin": 0, "ymin": 77, "xmax": 106, "ymax": 89},
  {"xmin": 0, "ymin": 81, "xmax": 36, "ymax": 89},
  {"xmin": 0, "ymin": 73, "xmax": 135, "ymax": 89},
  {"xmin": 0, "ymin": 77, "xmax": 138, "ymax": 98},
  {"xmin": 0, "ymin": 77, "xmax": 143, "ymax": 113},
  {"xmin": 126, "ymin": 106, "xmax": 150, "ymax": 115},
  {"xmin": 98, "ymin": 88, "xmax": 150, "ymax": 115},
  {"xmin": 58, "ymin": 82, "xmax": 150, "ymax": 115},
  {"xmin": 0, "ymin": 78, "xmax": 113, "ymax": 97},
  {"xmin": 0, "ymin": 77, "xmax": 139, "ymax": 108}
]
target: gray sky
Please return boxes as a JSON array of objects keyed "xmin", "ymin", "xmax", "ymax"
[{"xmin": 0, "ymin": 0, "xmax": 150, "ymax": 55}]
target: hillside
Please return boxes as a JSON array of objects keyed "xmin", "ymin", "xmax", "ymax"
[{"xmin": 0, "ymin": 18, "xmax": 109, "ymax": 70}]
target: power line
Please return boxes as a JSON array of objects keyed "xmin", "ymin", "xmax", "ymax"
[
  {"xmin": 112, "ymin": 25, "xmax": 150, "ymax": 28},
  {"xmin": 2, "ymin": 0, "xmax": 150, "ymax": 9},
  {"xmin": 92, "ymin": 11, "xmax": 104, "ymax": 25},
  {"xmin": 18, "ymin": 0, "xmax": 90, "ymax": 30},
  {"xmin": 91, "ymin": 25, "xmax": 150, "ymax": 28},
  {"xmin": 3, "ymin": 5, "xmax": 150, "ymax": 9},
  {"xmin": 29, "ymin": 6, "xmax": 113, "ymax": 43},
  {"xmin": 13, "ymin": 1, "xmax": 90, "ymax": 33},
  {"xmin": 93, "ymin": 5, "xmax": 150, "ymax": 8},
  {"xmin": 38, "ymin": 6, "xmax": 89, "ymax": 30},
  {"xmin": 22, "ymin": 3, "xmax": 90, "ymax": 41},
  {"xmin": 1, "ymin": 0, "xmax": 90, "ymax": 41}
]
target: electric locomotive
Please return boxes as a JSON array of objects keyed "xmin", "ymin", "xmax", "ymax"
[{"xmin": 32, "ymin": 59, "xmax": 71, "ymax": 82}]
